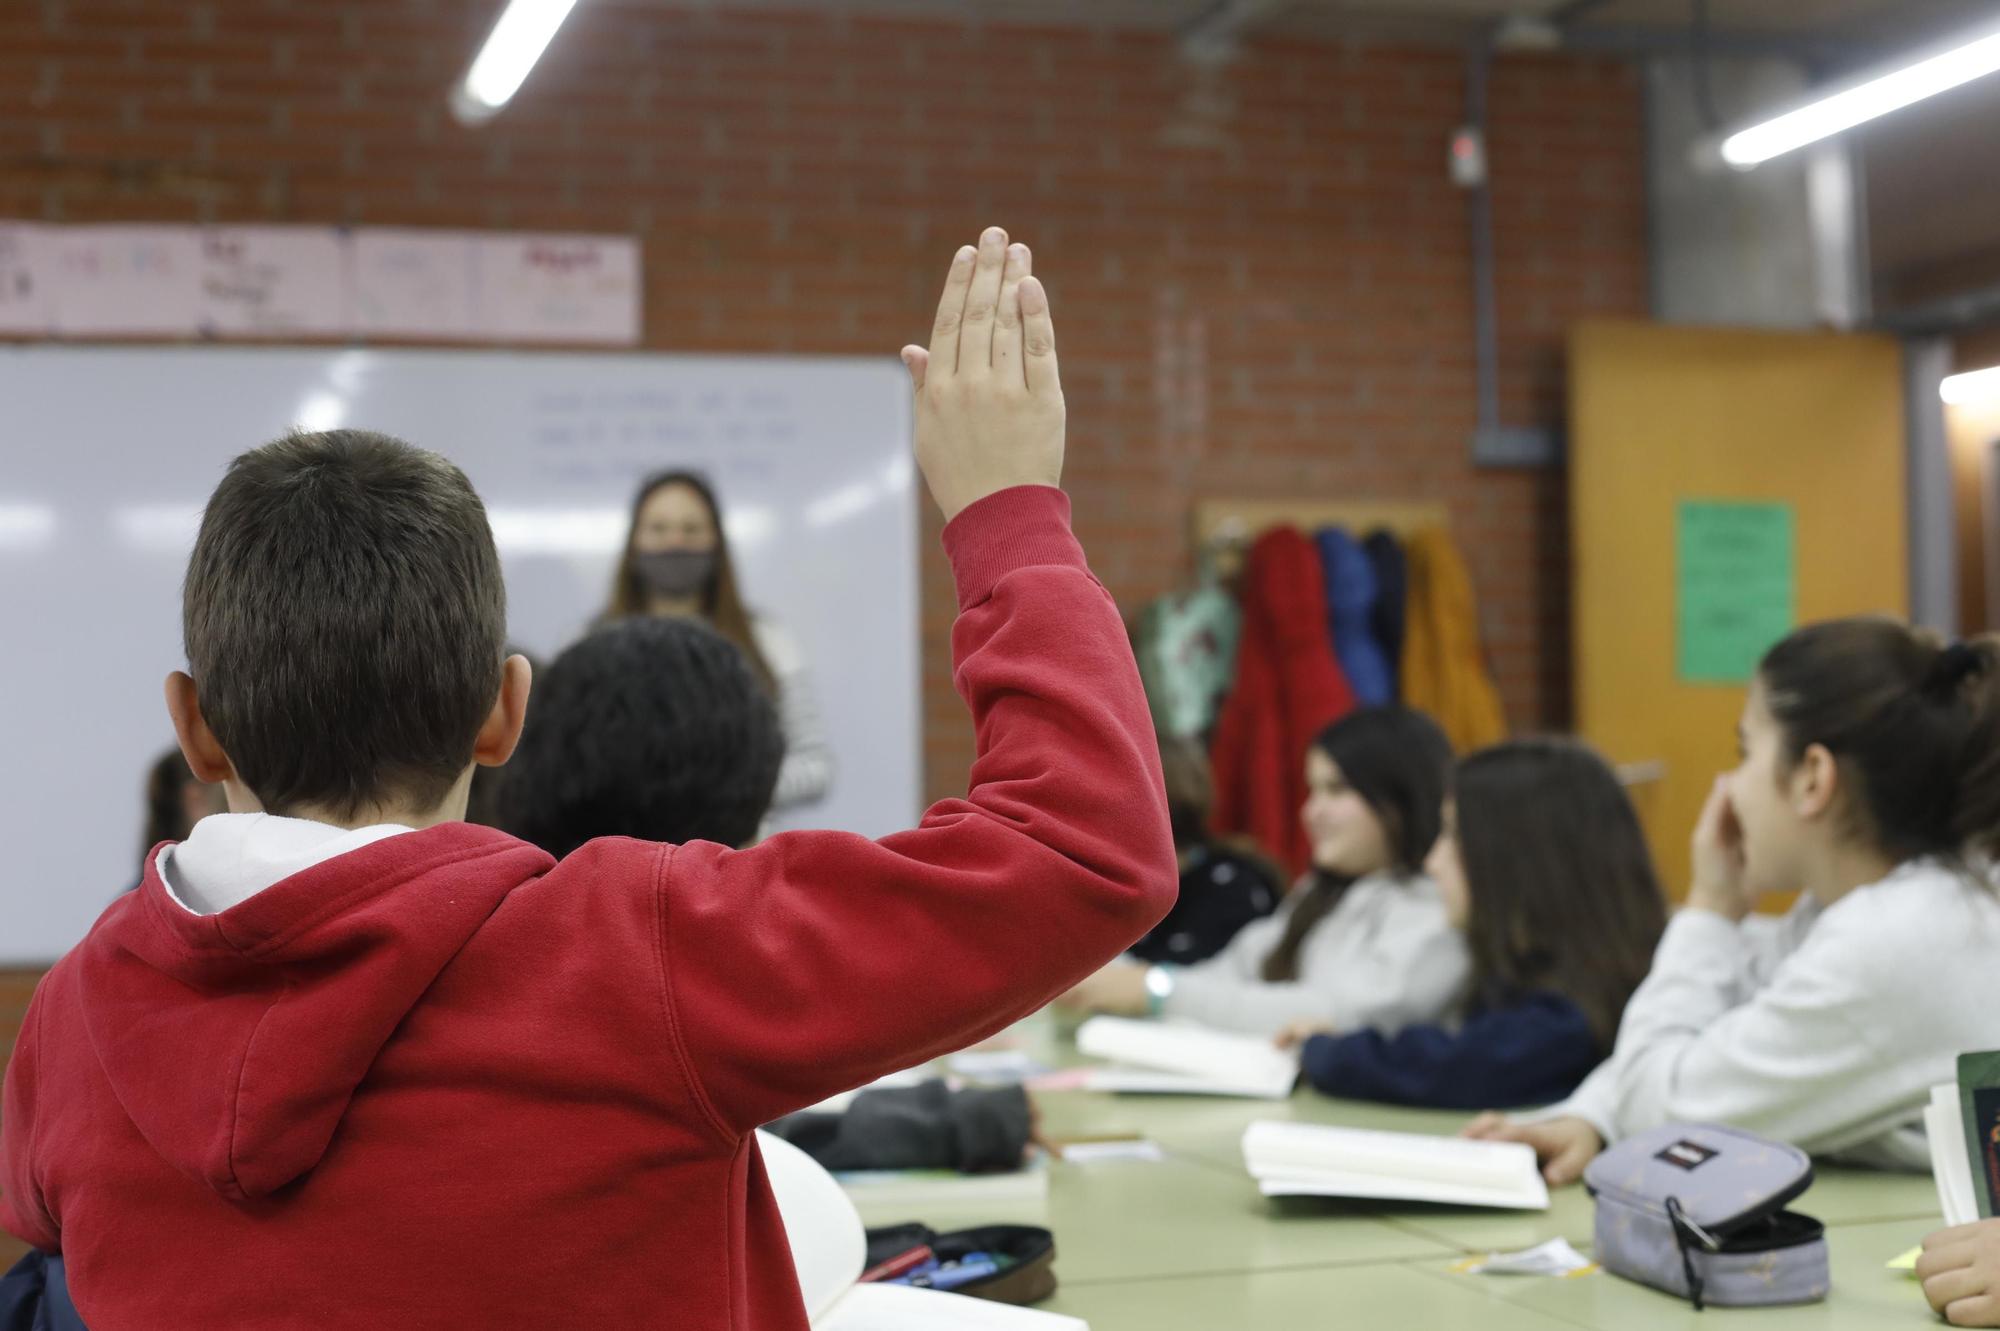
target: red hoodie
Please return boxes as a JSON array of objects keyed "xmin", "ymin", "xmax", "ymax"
[
  {"xmin": 1209, "ymin": 526, "xmax": 1355, "ymax": 876},
  {"xmin": 0, "ymin": 486, "xmax": 1176, "ymax": 1330}
]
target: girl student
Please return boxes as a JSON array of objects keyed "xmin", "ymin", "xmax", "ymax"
[
  {"xmin": 1276, "ymin": 738, "xmax": 1668, "ymax": 1109},
  {"xmin": 1059, "ymin": 705, "xmax": 1466, "ymax": 1039},
  {"xmin": 1471, "ymin": 618, "xmax": 2000, "ymax": 1184}
]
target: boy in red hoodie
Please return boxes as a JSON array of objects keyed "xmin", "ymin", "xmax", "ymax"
[{"xmin": 0, "ymin": 229, "xmax": 1175, "ymax": 1329}]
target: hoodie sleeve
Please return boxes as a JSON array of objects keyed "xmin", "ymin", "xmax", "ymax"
[
  {"xmin": 1, "ymin": 983, "xmax": 59, "ymax": 1252},
  {"xmin": 652, "ymin": 487, "xmax": 1179, "ymax": 1136}
]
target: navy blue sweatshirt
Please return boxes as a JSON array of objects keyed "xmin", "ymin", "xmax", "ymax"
[{"xmin": 1298, "ymin": 990, "xmax": 1600, "ymax": 1110}]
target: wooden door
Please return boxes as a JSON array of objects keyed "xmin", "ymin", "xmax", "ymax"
[{"xmin": 1571, "ymin": 321, "xmax": 1908, "ymax": 899}]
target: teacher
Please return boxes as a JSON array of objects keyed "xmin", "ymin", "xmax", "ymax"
[{"xmin": 602, "ymin": 470, "xmax": 832, "ymax": 815}]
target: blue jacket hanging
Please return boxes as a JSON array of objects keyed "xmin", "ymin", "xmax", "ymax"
[
  {"xmin": 1316, "ymin": 527, "xmax": 1395, "ymax": 707},
  {"xmin": 1362, "ymin": 531, "xmax": 1407, "ymax": 698}
]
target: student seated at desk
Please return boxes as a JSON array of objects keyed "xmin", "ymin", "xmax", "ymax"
[
  {"xmin": 0, "ymin": 228, "xmax": 1179, "ymax": 1331},
  {"xmin": 1058, "ymin": 705, "xmax": 1467, "ymax": 1039},
  {"xmin": 1276, "ymin": 738, "xmax": 1667, "ymax": 1110},
  {"xmin": 1469, "ymin": 619, "xmax": 2000, "ymax": 1185},
  {"xmin": 1125, "ymin": 734, "xmax": 1284, "ymax": 967},
  {"xmin": 1922, "ymin": 1219, "xmax": 2000, "ymax": 1328}
]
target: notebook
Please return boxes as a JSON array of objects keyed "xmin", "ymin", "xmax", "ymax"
[
  {"xmin": 1074, "ymin": 1016, "xmax": 1300, "ymax": 1099},
  {"xmin": 1241, "ymin": 1120, "xmax": 1550, "ymax": 1211},
  {"xmin": 761, "ymin": 1131, "xmax": 1088, "ymax": 1331}
]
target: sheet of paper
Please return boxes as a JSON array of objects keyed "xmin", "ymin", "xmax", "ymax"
[
  {"xmin": 350, "ymin": 229, "xmax": 476, "ymax": 339},
  {"xmin": 475, "ymin": 232, "xmax": 640, "ymax": 344},
  {"xmin": 1456, "ymin": 1231, "xmax": 1592, "ymax": 1279},
  {"xmin": 1676, "ymin": 499, "xmax": 1796, "ymax": 684},
  {"xmin": 198, "ymin": 226, "xmax": 347, "ymax": 336},
  {"xmin": 823, "ymin": 1281, "xmax": 1088, "ymax": 1331},
  {"xmin": 0, "ymin": 223, "xmax": 50, "ymax": 334},
  {"xmin": 1451, "ymin": 1238, "xmax": 1597, "ymax": 1277},
  {"xmin": 44, "ymin": 224, "xmax": 204, "ymax": 336}
]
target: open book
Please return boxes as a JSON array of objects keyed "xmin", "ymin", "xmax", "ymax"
[
  {"xmin": 760, "ymin": 1131, "xmax": 1088, "ymax": 1331},
  {"xmin": 1242, "ymin": 1120, "xmax": 1550, "ymax": 1211},
  {"xmin": 1075, "ymin": 1016, "xmax": 1300, "ymax": 1099}
]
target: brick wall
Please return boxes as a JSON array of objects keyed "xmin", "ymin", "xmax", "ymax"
[
  {"xmin": 0, "ymin": 3, "xmax": 1648, "ymax": 1227},
  {"xmin": 2, "ymin": 0, "xmax": 1648, "ymax": 790}
]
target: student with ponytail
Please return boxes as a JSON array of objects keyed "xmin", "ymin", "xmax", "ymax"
[
  {"xmin": 1058, "ymin": 706, "xmax": 1467, "ymax": 1038},
  {"xmin": 1471, "ymin": 617, "xmax": 2000, "ymax": 1184}
]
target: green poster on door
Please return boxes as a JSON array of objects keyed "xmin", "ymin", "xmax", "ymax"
[{"xmin": 1677, "ymin": 500, "xmax": 1796, "ymax": 684}]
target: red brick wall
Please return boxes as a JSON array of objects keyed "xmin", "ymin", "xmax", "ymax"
[
  {"xmin": 0, "ymin": 7, "xmax": 1646, "ymax": 1229},
  {"xmin": 1, "ymin": 0, "xmax": 1648, "ymax": 797}
]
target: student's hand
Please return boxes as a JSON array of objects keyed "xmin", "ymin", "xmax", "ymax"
[
  {"xmin": 1462, "ymin": 1113, "xmax": 1604, "ymax": 1187},
  {"xmin": 1687, "ymin": 775, "xmax": 1753, "ymax": 923},
  {"xmin": 1054, "ymin": 962, "xmax": 1149, "ymax": 1017},
  {"xmin": 901, "ymin": 227, "xmax": 1064, "ymax": 523},
  {"xmin": 1274, "ymin": 1020, "xmax": 1335, "ymax": 1050},
  {"xmin": 1919, "ymin": 1219, "xmax": 2000, "ymax": 1326}
]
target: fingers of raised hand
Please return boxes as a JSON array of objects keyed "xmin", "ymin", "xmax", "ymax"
[
  {"xmin": 958, "ymin": 226, "xmax": 1010, "ymax": 379},
  {"xmin": 1019, "ymin": 275, "xmax": 1059, "ymax": 396},
  {"xmin": 927, "ymin": 245, "xmax": 977, "ymax": 376},
  {"xmin": 991, "ymin": 243, "xmax": 1032, "ymax": 386}
]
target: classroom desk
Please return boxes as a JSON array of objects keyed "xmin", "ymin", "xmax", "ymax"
[{"xmin": 913, "ymin": 1021, "xmax": 1952, "ymax": 1331}]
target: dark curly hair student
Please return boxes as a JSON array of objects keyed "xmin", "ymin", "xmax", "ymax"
[{"xmin": 497, "ymin": 617, "xmax": 785, "ymax": 857}]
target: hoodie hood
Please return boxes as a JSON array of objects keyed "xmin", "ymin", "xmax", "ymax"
[{"xmin": 77, "ymin": 821, "xmax": 553, "ymax": 1201}]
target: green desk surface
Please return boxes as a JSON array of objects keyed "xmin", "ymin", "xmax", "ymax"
[
  {"xmin": 1039, "ymin": 1260, "xmax": 1590, "ymax": 1329},
  {"xmin": 915, "ymin": 1019, "xmax": 1955, "ymax": 1329}
]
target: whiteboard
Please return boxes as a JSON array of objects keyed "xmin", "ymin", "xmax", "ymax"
[{"xmin": 0, "ymin": 346, "xmax": 919, "ymax": 964}]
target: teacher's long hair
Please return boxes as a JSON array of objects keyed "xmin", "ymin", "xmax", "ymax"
[{"xmin": 603, "ymin": 470, "xmax": 774, "ymax": 691}]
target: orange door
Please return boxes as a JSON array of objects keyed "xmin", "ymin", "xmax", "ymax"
[{"xmin": 1570, "ymin": 321, "xmax": 1908, "ymax": 898}]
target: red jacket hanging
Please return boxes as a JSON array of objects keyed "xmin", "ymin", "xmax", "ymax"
[{"xmin": 1210, "ymin": 526, "xmax": 1356, "ymax": 876}]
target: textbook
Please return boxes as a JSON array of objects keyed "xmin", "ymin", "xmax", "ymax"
[
  {"xmin": 1959, "ymin": 1050, "xmax": 2000, "ymax": 1220},
  {"xmin": 763, "ymin": 1132, "xmax": 1087, "ymax": 1331},
  {"xmin": 1241, "ymin": 1120, "xmax": 1551, "ymax": 1211},
  {"xmin": 1074, "ymin": 1016, "xmax": 1300, "ymax": 1099}
]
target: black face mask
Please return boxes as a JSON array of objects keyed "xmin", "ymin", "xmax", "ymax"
[{"xmin": 634, "ymin": 550, "xmax": 716, "ymax": 601}]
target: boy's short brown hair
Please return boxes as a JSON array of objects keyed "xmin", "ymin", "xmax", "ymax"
[{"xmin": 183, "ymin": 430, "xmax": 507, "ymax": 819}]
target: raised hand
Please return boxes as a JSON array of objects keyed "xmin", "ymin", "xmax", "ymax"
[{"xmin": 900, "ymin": 227, "xmax": 1065, "ymax": 522}]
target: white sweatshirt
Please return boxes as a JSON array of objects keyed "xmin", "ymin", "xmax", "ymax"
[
  {"xmin": 1553, "ymin": 858, "xmax": 2000, "ymax": 1172},
  {"xmin": 751, "ymin": 618, "xmax": 834, "ymax": 813},
  {"xmin": 1161, "ymin": 871, "xmax": 1469, "ymax": 1039}
]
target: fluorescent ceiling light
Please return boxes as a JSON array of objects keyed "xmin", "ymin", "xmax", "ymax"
[
  {"xmin": 1942, "ymin": 365, "xmax": 2000, "ymax": 406},
  {"xmin": 452, "ymin": 0, "xmax": 581, "ymax": 126},
  {"xmin": 1722, "ymin": 24, "xmax": 2000, "ymax": 167}
]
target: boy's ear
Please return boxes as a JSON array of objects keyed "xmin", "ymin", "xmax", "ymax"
[
  {"xmin": 473, "ymin": 654, "xmax": 533, "ymax": 768},
  {"xmin": 164, "ymin": 672, "xmax": 236, "ymax": 785}
]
